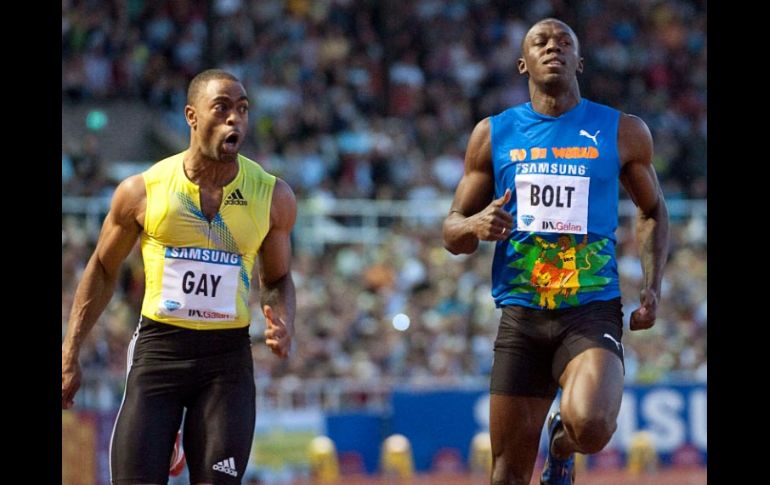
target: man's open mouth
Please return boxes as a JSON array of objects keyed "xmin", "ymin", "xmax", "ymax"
[{"xmin": 223, "ymin": 133, "xmax": 240, "ymax": 152}]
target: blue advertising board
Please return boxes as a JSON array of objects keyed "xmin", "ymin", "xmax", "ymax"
[{"xmin": 326, "ymin": 383, "xmax": 707, "ymax": 473}]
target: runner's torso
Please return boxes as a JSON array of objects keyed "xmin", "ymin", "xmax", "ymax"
[
  {"xmin": 489, "ymin": 99, "xmax": 622, "ymax": 310},
  {"xmin": 140, "ymin": 153, "xmax": 275, "ymax": 329}
]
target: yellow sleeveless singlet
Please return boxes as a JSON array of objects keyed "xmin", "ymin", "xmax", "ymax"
[{"xmin": 140, "ymin": 152, "xmax": 275, "ymax": 330}]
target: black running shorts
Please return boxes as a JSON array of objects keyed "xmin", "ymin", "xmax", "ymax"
[
  {"xmin": 490, "ymin": 298, "xmax": 624, "ymax": 399},
  {"xmin": 110, "ymin": 317, "xmax": 255, "ymax": 484}
]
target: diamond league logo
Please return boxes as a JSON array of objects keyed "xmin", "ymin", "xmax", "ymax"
[{"xmin": 521, "ymin": 214, "xmax": 535, "ymax": 226}]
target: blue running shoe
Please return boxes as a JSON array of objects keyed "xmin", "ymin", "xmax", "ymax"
[{"xmin": 540, "ymin": 412, "xmax": 575, "ymax": 485}]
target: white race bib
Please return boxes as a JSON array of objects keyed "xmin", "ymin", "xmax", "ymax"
[
  {"xmin": 157, "ymin": 247, "xmax": 241, "ymax": 321},
  {"xmin": 515, "ymin": 174, "xmax": 589, "ymax": 234}
]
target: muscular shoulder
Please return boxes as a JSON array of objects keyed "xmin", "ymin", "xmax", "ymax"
[
  {"xmin": 470, "ymin": 117, "xmax": 491, "ymax": 145},
  {"xmin": 473, "ymin": 117, "xmax": 491, "ymax": 135},
  {"xmin": 270, "ymin": 178, "xmax": 297, "ymax": 231},
  {"xmin": 465, "ymin": 117, "xmax": 492, "ymax": 171},
  {"xmin": 617, "ymin": 113, "xmax": 653, "ymax": 168},
  {"xmin": 112, "ymin": 174, "xmax": 147, "ymax": 228}
]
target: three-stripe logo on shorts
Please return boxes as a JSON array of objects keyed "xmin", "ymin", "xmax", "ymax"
[{"xmin": 212, "ymin": 457, "xmax": 238, "ymax": 477}]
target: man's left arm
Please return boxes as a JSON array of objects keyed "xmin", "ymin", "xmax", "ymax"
[
  {"xmin": 258, "ymin": 178, "xmax": 297, "ymax": 357},
  {"xmin": 618, "ymin": 114, "xmax": 670, "ymax": 331}
]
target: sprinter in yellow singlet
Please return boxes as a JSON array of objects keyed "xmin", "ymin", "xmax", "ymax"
[{"xmin": 61, "ymin": 69, "xmax": 297, "ymax": 484}]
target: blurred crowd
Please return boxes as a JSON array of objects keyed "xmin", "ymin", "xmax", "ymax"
[
  {"xmin": 62, "ymin": 211, "xmax": 707, "ymax": 409},
  {"xmin": 62, "ymin": 0, "xmax": 706, "ymax": 200},
  {"xmin": 62, "ymin": 0, "xmax": 707, "ymax": 409}
]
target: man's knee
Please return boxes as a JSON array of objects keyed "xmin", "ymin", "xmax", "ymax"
[{"xmin": 563, "ymin": 411, "xmax": 617, "ymax": 454}]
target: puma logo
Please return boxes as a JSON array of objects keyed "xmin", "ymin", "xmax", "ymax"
[
  {"xmin": 579, "ymin": 129, "xmax": 600, "ymax": 145},
  {"xmin": 603, "ymin": 333, "xmax": 621, "ymax": 351}
]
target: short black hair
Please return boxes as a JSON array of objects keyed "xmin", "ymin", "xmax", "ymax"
[
  {"xmin": 187, "ymin": 69, "xmax": 241, "ymax": 105},
  {"xmin": 521, "ymin": 18, "xmax": 580, "ymax": 56}
]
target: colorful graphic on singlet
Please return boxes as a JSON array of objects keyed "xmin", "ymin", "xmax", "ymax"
[{"xmin": 507, "ymin": 234, "xmax": 612, "ymax": 309}]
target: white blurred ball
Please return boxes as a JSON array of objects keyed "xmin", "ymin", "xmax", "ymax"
[{"xmin": 392, "ymin": 313, "xmax": 411, "ymax": 331}]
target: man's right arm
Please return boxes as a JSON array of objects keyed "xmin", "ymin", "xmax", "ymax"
[
  {"xmin": 442, "ymin": 118, "xmax": 512, "ymax": 254},
  {"xmin": 62, "ymin": 175, "xmax": 145, "ymax": 409}
]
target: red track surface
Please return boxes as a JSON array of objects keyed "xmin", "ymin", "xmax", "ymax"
[{"xmin": 319, "ymin": 468, "xmax": 707, "ymax": 484}]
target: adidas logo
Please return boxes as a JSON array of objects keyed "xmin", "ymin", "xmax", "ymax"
[
  {"xmin": 224, "ymin": 188, "xmax": 247, "ymax": 206},
  {"xmin": 212, "ymin": 457, "xmax": 238, "ymax": 477}
]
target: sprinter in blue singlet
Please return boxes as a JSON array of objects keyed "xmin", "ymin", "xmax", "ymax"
[{"xmin": 443, "ymin": 18, "xmax": 669, "ymax": 485}]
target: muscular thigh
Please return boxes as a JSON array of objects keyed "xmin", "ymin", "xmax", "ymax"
[
  {"xmin": 491, "ymin": 306, "xmax": 559, "ymax": 399},
  {"xmin": 111, "ymin": 360, "xmax": 190, "ymax": 484},
  {"xmin": 183, "ymin": 347, "xmax": 256, "ymax": 484},
  {"xmin": 552, "ymin": 298, "xmax": 625, "ymax": 383}
]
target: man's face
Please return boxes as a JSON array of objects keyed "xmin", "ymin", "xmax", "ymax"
[
  {"xmin": 518, "ymin": 21, "xmax": 583, "ymax": 86},
  {"xmin": 187, "ymin": 78, "xmax": 249, "ymax": 163}
]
